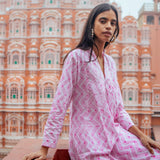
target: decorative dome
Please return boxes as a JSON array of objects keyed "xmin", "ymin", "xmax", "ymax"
[
  {"xmin": 123, "ymin": 16, "xmax": 137, "ymax": 24},
  {"xmin": 141, "ymin": 47, "xmax": 151, "ymax": 55}
]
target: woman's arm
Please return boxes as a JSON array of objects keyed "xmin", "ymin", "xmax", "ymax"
[
  {"xmin": 42, "ymin": 50, "xmax": 78, "ymax": 148},
  {"xmin": 128, "ymin": 125, "xmax": 160, "ymax": 154}
]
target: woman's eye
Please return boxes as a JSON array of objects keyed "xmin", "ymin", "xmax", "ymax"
[
  {"xmin": 111, "ymin": 22, "xmax": 116, "ymax": 26},
  {"xmin": 100, "ymin": 20, "xmax": 106, "ymax": 24}
]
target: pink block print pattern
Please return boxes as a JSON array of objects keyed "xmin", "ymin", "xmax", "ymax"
[{"xmin": 42, "ymin": 49, "xmax": 160, "ymax": 160}]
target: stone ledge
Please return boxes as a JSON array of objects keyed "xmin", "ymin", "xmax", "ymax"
[{"xmin": 3, "ymin": 138, "xmax": 69, "ymax": 160}]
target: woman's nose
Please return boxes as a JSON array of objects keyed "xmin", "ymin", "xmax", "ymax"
[{"xmin": 105, "ymin": 22, "xmax": 111, "ymax": 29}]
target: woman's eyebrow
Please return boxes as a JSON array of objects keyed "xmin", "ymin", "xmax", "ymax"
[{"xmin": 99, "ymin": 17, "xmax": 117, "ymax": 22}]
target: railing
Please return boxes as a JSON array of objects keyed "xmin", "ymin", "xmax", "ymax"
[{"xmin": 139, "ymin": 3, "xmax": 154, "ymax": 15}]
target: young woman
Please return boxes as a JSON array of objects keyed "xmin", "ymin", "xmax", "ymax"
[{"xmin": 23, "ymin": 3, "xmax": 160, "ymax": 160}]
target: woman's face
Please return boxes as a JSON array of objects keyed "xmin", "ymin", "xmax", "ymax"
[{"xmin": 93, "ymin": 9, "xmax": 117, "ymax": 44}]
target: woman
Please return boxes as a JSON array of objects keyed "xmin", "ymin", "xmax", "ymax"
[{"xmin": 24, "ymin": 3, "xmax": 160, "ymax": 160}]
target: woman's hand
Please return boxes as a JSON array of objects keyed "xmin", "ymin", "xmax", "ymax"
[
  {"xmin": 140, "ymin": 135, "xmax": 160, "ymax": 154},
  {"xmin": 23, "ymin": 146, "xmax": 48, "ymax": 160},
  {"xmin": 128, "ymin": 125, "xmax": 160, "ymax": 154}
]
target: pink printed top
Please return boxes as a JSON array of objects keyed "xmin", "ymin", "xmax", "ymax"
[{"xmin": 42, "ymin": 48, "xmax": 134, "ymax": 159}]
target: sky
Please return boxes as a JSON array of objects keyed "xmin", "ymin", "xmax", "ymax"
[{"xmin": 111, "ymin": 0, "xmax": 153, "ymax": 19}]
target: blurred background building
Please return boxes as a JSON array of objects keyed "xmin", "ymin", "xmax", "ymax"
[{"xmin": 0, "ymin": 0, "xmax": 160, "ymax": 158}]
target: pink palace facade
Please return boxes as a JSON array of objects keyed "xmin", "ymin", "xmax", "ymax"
[{"xmin": 0, "ymin": 0, "xmax": 160, "ymax": 157}]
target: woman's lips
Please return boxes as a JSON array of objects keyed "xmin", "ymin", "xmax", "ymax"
[{"xmin": 102, "ymin": 31, "xmax": 112, "ymax": 37}]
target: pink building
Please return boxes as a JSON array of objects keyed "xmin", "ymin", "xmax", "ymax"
[{"xmin": 0, "ymin": 0, "xmax": 159, "ymax": 159}]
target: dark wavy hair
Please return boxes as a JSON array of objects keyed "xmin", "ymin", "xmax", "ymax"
[{"xmin": 63, "ymin": 3, "xmax": 119, "ymax": 63}]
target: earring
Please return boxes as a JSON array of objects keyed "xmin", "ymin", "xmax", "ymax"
[
  {"xmin": 91, "ymin": 28, "xmax": 94, "ymax": 38},
  {"xmin": 110, "ymin": 35, "xmax": 116, "ymax": 43}
]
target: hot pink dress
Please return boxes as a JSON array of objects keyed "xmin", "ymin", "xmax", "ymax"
[{"xmin": 42, "ymin": 49, "xmax": 160, "ymax": 160}]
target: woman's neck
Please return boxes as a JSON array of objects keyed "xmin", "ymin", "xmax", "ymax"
[{"xmin": 93, "ymin": 40, "xmax": 105, "ymax": 58}]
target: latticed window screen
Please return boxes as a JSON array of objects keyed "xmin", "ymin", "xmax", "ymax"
[
  {"xmin": 20, "ymin": 88, "xmax": 23, "ymax": 99},
  {"xmin": 11, "ymin": 87, "xmax": 18, "ymax": 99},
  {"xmin": 40, "ymin": 88, "xmax": 42, "ymax": 98},
  {"xmin": 44, "ymin": 87, "xmax": 53, "ymax": 98},
  {"xmin": 128, "ymin": 90, "xmax": 133, "ymax": 101},
  {"xmin": 13, "ymin": 54, "xmax": 19, "ymax": 64},
  {"xmin": 0, "ymin": 91, "xmax": 2, "ymax": 99},
  {"xmin": 45, "ymin": 53, "xmax": 54, "ymax": 64}
]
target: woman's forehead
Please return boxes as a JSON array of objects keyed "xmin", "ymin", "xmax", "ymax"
[{"xmin": 96, "ymin": 10, "xmax": 116, "ymax": 20}]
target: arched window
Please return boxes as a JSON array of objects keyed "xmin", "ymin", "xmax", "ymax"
[
  {"xmin": 122, "ymin": 80, "xmax": 138, "ymax": 106},
  {"xmin": 13, "ymin": 54, "xmax": 19, "ymax": 64},
  {"xmin": 142, "ymin": 93, "xmax": 151, "ymax": 106},
  {"xmin": 0, "ymin": 23, "xmax": 6, "ymax": 38},
  {"xmin": 122, "ymin": 47, "xmax": 138, "ymax": 71},
  {"xmin": 128, "ymin": 89, "xmax": 133, "ymax": 101},
  {"xmin": 76, "ymin": 18, "xmax": 87, "ymax": 37},
  {"xmin": 14, "ymin": 19, "xmax": 21, "ymax": 35},
  {"xmin": 41, "ymin": 11, "xmax": 61, "ymax": 36},
  {"xmin": 39, "ymin": 115, "xmax": 48, "ymax": 136},
  {"xmin": 0, "ymin": 90, "xmax": 2, "ymax": 103},
  {"xmin": 9, "ymin": 12, "xmax": 27, "ymax": 37},
  {"xmin": 147, "ymin": 16, "xmax": 154, "ymax": 25},
  {"xmin": 123, "ymin": 89, "xmax": 126, "ymax": 102},
  {"xmin": 5, "ymin": 114, "xmax": 24, "ymax": 137},
  {"xmin": 44, "ymin": 87, "xmax": 53, "ymax": 99},
  {"xmin": 11, "ymin": 87, "xmax": 18, "ymax": 99},
  {"xmin": 141, "ymin": 58, "xmax": 150, "ymax": 71}
]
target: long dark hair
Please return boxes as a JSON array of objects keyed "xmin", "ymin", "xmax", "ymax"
[{"xmin": 63, "ymin": 3, "xmax": 119, "ymax": 63}]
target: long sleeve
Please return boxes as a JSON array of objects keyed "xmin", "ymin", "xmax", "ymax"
[
  {"xmin": 42, "ymin": 51, "xmax": 78, "ymax": 148},
  {"xmin": 111, "ymin": 58, "xmax": 134, "ymax": 130}
]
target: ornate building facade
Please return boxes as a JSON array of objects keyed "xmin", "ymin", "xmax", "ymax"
[{"xmin": 0, "ymin": 0, "xmax": 160, "ymax": 157}]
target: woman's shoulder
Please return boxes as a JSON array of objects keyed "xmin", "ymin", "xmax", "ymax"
[
  {"xmin": 68, "ymin": 48, "xmax": 90, "ymax": 60},
  {"xmin": 70, "ymin": 48, "xmax": 90, "ymax": 55}
]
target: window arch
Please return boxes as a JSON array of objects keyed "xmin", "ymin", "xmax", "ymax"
[
  {"xmin": 40, "ymin": 42, "xmax": 60, "ymax": 69},
  {"xmin": 6, "ymin": 78, "xmax": 24, "ymax": 104},
  {"xmin": 75, "ymin": 11, "xmax": 89, "ymax": 37},
  {"xmin": 141, "ymin": 57, "xmax": 150, "ymax": 71},
  {"xmin": 39, "ymin": 81, "xmax": 55, "ymax": 103},
  {"xmin": 123, "ymin": 88, "xmax": 138, "ymax": 105},
  {"xmin": 41, "ymin": 11, "xmax": 61, "ymax": 36},
  {"xmin": 142, "ymin": 93, "xmax": 151, "ymax": 106},
  {"xmin": 39, "ymin": 114, "xmax": 48, "ymax": 137},
  {"xmin": 122, "ymin": 47, "xmax": 138, "ymax": 71},
  {"xmin": 26, "ymin": 113, "xmax": 36, "ymax": 137},
  {"xmin": 5, "ymin": 114, "xmax": 24, "ymax": 137},
  {"xmin": 122, "ymin": 80, "xmax": 138, "ymax": 106},
  {"xmin": 9, "ymin": 12, "xmax": 27, "ymax": 37},
  {"xmin": 122, "ymin": 24, "xmax": 137, "ymax": 42}
]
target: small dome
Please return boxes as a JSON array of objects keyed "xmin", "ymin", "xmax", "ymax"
[
  {"xmin": 123, "ymin": 16, "xmax": 137, "ymax": 24},
  {"xmin": 142, "ymin": 83, "xmax": 151, "ymax": 89}
]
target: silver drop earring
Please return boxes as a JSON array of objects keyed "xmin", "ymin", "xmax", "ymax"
[{"xmin": 91, "ymin": 28, "xmax": 94, "ymax": 38}]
